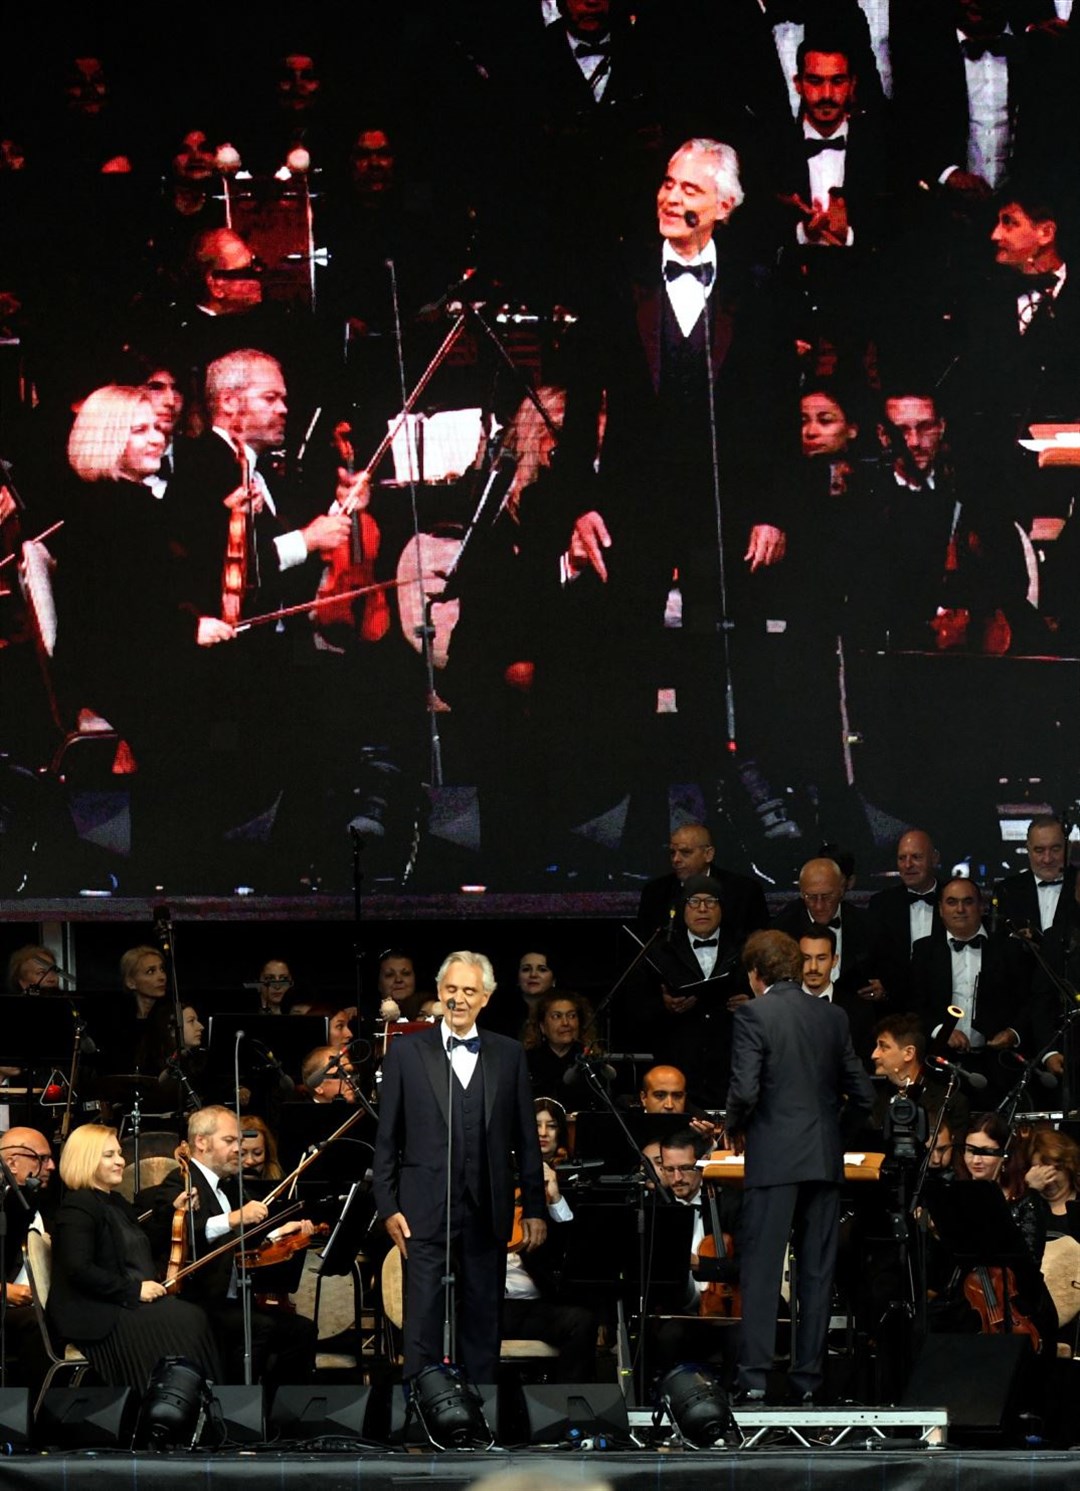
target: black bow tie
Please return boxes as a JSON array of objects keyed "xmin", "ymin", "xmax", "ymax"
[
  {"xmin": 962, "ymin": 35, "xmax": 1010, "ymax": 61},
  {"xmin": 1038, "ymin": 877, "xmax": 1065, "ymax": 888},
  {"xmin": 908, "ymin": 891, "xmax": 937, "ymax": 907},
  {"xmin": 805, "ymin": 136, "xmax": 846, "ymax": 157},
  {"xmin": 665, "ymin": 260, "xmax": 715, "ymax": 286},
  {"xmin": 950, "ymin": 934, "xmax": 986, "ymax": 952},
  {"xmin": 573, "ymin": 37, "xmax": 610, "ymax": 57},
  {"xmin": 447, "ymin": 1035, "xmax": 480, "ymax": 1053},
  {"xmin": 693, "ymin": 938, "xmax": 719, "ymax": 949}
]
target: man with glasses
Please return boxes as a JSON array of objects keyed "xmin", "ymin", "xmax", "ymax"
[
  {"xmin": 0, "ymin": 1128, "xmax": 55, "ymax": 1389},
  {"xmin": 637, "ymin": 822, "xmax": 769, "ymax": 946},
  {"xmin": 647, "ymin": 875, "xmax": 748, "ymax": 1109}
]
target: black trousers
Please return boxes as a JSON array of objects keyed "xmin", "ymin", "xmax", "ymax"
[
  {"xmin": 211, "ymin": 1301, "xmax": 316, "ymax": 1387},
  {"xmin": 403, "ymin": 1196, "xmax": 507, "ymax": 1384},
  {"xmin": 736, "ymin": 1180, "xmax": 840, "ymax": 1397}
]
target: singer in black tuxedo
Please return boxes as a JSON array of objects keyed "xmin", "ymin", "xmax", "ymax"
[
  {"xmin": 726, "ymin": 930, "xmax": 873, "ymax": 1400},
  {"xmin": 993, "ymin": 816, "xmax": 1077, "ymax": 939},
  {"xmin": 372, "ymin": 954, "xmax": 546, "ymax": 1383}
]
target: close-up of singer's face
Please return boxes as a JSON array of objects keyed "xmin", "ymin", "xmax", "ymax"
[{"xmin": 656, "ymin": 148, "xmax": 729, "ymax": 254}]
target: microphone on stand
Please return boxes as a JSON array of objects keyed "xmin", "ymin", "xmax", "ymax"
[{"xmin": 684, "ymin": 210, "xmax": 699, "ymax": 228}]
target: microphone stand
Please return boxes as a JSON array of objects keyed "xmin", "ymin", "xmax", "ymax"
[
  {"xmin": 1009, "ymin": 925, "xmax": 1080, "ymax": 1115},
  {"xmin": 440, "ymin": 1026, "xmax": 458, "ymax": 1369},
  {"xmin": 589, "ymin": 925, "xmax": 665, "ymax": 1046},
  {"xmin": 571, "ymin": 1053, "xmax": 671, "ymax": 1404},
  {"xmin": 233, "ymin": 1031, "xmax": 254, "ymax": 1387}
]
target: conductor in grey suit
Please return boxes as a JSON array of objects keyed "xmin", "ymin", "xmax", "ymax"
[
  {"xmin": 725, "ymin": 930, "xmax": 873, "ymax": 1402},
  {"xmin": 373, "ymin": 951, "xmax": 547, "ymax": 1384}
]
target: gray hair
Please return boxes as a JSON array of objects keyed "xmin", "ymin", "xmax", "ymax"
[
  {"xmin": 204, "ymin": 349, "xmax": 282, "ymax": 419},
  {"xmin": 436, "ymin": 951, "xmax": 496, "ymax": 995},
  {"xmin": 671, "ymin": 137, "xmax": 744, "ymax": 218}
]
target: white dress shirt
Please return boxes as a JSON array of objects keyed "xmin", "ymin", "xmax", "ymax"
[
  {"xmin": 959, "ymin": 29, "xmax": 1011, "ymax": 190},
  {"xmin": 440, "ymin": 1017, "xmax": 480, "ymax": 1088},
  {"xmin": 948, "ymin": 936, "xmax": 984, "ymax": 1046},
  {"xmin": 908, "ymin": 895, "xmax": 935, "ymax": 948},
  {"xmin": 211, "ymin": 427, "xmax": 309, "ymax": 571},
  {"xmin": 1017, "ymin": 263, "xmax": 1067, "ymax": 336},
  {"xmin": 662, "ymin": 239, "xmax": 717, "ymax": 338},
  {"xmin": 1036, "ymin": 874, "xmax": 1064, "ymax": 931}
]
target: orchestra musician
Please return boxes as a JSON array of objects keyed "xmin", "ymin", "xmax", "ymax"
[
  {"xmin": 48, "ymin": 1123, "xmax": 220, "ymax": 1392},
  {"xmin": 52, "ymin": 384, "xmax": 236, "ymax": 889},
  {"xmin": 145, "ymin": 1104, "xmax": 316, "ymax": 1386}
]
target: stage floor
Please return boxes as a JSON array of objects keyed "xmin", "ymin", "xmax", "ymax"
[{"xmin": 0, "ymin": 1448, "xmax": 1072, "ymax": 1490}]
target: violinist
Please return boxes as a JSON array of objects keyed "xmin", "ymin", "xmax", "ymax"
[
  {"xmin": 48, "ymin": 1124, "xmax": 220, "ymax": 1393},
  {"xmin": 146, "ymin": 1104, "xmax": 316, "ymax": 1386},
  {"xmin": 499, "ymin": 1099, "xmax": 597, "ymax": 1383}
]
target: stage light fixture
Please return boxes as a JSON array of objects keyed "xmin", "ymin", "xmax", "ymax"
[
  {"xmin": 410, "ymin": 1363, "xmax": 493, "ymax": 1450},
  {"xmin": 139, "ymin": 1357, "xmax": 211, "ymax": 1450},
  {"xmin": 659, "ymin": 1365, "xmax": 734, "ymax": 1449}
]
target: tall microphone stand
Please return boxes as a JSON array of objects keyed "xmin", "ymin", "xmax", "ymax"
[
  {"xmin": 233, "ymin": 1031, "xmax": 254, "ymax": 1387},
  {"xmin": 440, "ymin": 1021, "xmax": 459, "ymax": 1368}
]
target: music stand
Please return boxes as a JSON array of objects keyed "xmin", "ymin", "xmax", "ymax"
[
  {"xmin": 276, "ymin": 1101, "xmax": 375, "ymax": 1179},
  {"xmin": 572, "ymin": 1111, "xmax": 693, "ymax": 1174},
  {"xmin": 924, "ymin": 1179, "xmax": 1048, "ymax": 1314},
  {"xmin": 207, "ymin": 1014, "xmax": 328, "ymax": 1086}
]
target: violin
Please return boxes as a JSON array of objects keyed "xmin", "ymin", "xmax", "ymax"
[
  {"xmin": 220, "ymin": 445, "xmax": 257, "ymax": 624},
  {"xmin": 165, "ymin": 1143, "xmax": 196, "ymax": 1287},
  {"xmin": 240, "ymin": 1221, "xmax": 329, "ymax": 1270},
  {"xmin": 698, "ymin": 1181, "xmax": 741, "ymax": 1319},
  {"xmin": 962, "ymin": 1264, "xmax": 1042, "ymax": 1352},
  {"xmin": 313, "ymin": 420, "xmax": 390, "ymax": 642}
]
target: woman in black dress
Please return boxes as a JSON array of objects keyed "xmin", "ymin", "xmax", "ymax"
[
  {"xmin": 53, "ymin": 384, "xmax": 236, "ymax": 888},
  {"xmin": 48, "ymin": 1123, "xmax": 220, "ymax": 1393}
]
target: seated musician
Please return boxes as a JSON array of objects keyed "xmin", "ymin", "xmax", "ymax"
[
  {"xmin": 500, "ymin": 1101, "xmax": 597, "ymax": 1382},
  {"xmin": 6, "ymin": 946, "xmax": 60, "ymax": 995},
  {"xmin": 49, "ymin": 1124, "xmax": 220, "ymax": 1393},
  {"xmin": 256, "ymin": 959, "xmax": 295, "ymax": 1014},
  {"xmin": 240, "ymin": 1114, "xmax": 284, "ymax": 1181},
  {"xmin": 378, "ymin": 949, "xmax": 431, "ymax": 1023},
  {"xmin": 300, "ymin": 1045, "xmax": 357, "ymax": 1103},
  {"xmin": 0, "ymin": 1127, "xmax": 56, "ymax": 1391},
  {"xmin": 635, "ymin": 1064, "xmax": 719, "ymax": 1144},
  {"xmin": 534, "ymin": 1097, "xmax": 570, "ymax": 1165},
  {"xmin": 145, "ymin": 1104, "xmax": 316, "ymax": 1386},
  {"xmin": 648, "ymin": 1130, "xmax": 740, "ymax": 1381}
]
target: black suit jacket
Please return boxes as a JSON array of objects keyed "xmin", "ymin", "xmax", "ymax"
[
  {"xmin": 725, "ymin": 981, "xmax": 874, "ymax": 1187},
  {"xmin": 637, "ymin": 866, "xmax": 770, "ymax": 944},
  {"xmin": 867, "ymin": 881, "xmax": 944, "ymax": 1006},
  {"xmin": 372, "ymin": 1025, "xmax": 545, "ymax": 1243},
  {"xmin": 145, "ymin": 1162, "xmax": 245, "ymax": 1307},
  {"xmin": 993, "ymin": 865, "xmax": 1077, "ymax": 939},
  {"xmin": 909, "ymin": 929, "xmax": 1034, "ymax": 1047},
  {"xmin": 48, "ymin": 1189, "xmax": 143, "ymax": 1344},
  {"xmin": 774, "ymin": 111, "xmax": 893, "ymax": 249},
  {"xmin": 771, "ymin": 898, "xmax": 882, "ymax": 1061}
]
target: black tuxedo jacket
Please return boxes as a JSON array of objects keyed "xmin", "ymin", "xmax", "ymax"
[
  {"xmin": 146, "ymin": 1163, "xmax": 246, "ymax": 1307},
  {"xmin": 867, "ymin": 881, "xmax": 943, "ymax": 1006},
  {"xmin": 636, "ymin": 867, "xmax": 770, "ymax": 944},
  {"xmin": 993, "ymin": 866, "xmax": 1078, "ymax": 939},
  {"xmin": 646, "ymin": 924, "xmax": 744, "ymax": 1108},
  {"xmin": 168, "ymin": 431, "xmax": 317, "ymax": 620},
  {"xmin": 726, "ymin": 981, "xmax": 874, "ymax": 1187},
  {"xmin": 771, "ymin": 898, "xmax": 882, "ymax": 1061},
  {"xmin": 48, "ymin": 1189, "xmax": 143, "ymax": 1343},
  {"xmin": 372, "ymin": 1024, "xmax": 545, "ymax": 1243},
  {"xmin": 909, "ymin": 929, "xmax": 1034, "ymax": 1046},
  {"xmin": 774, "ymin": 111, "xmax": 893, "ymax": 249}
]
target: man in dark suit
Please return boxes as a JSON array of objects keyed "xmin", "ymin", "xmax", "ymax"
[
  {"xmin": 636, "ymin": 820, "xmax": 769, "ymax": 943},
  {"xmin": 540, "ymin": 137, "xmax": 795, "ymax": 852},
  {"xmin": 993, "ymin": 813, "xmax": 1076, "ymax": 938},
  {"xmin": 909, "ymin": 877, "xmax": 1037, "ymax": 1096},
  {"xmin": 146, "ymin": 1104, "xmax": 316, "ymax": 1386},
  {"xmin": 867, "ymin": 829, "xmax": 944, "ymax": 1005},
  {"xmin": 772, "ymin": 855, "xmax": 883, "ymax": 1060},
  {"xmin": 726, "ymin": 929, "xmax": 873, "ymax": 1402},
  {"xmin": 645, "ymin": 873, "xmax": 747, "ymax": 1107},
  {"xmin": 372, "ymin": 951, "xmax": 547, "ymax": 1384}
]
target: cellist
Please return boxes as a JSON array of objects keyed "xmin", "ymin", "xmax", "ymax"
[{"xmin": 144, "ymin": 1104, "xmax": 317, "ymax": 1387}]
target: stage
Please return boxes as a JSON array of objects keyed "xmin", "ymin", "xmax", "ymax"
[{"xmin": 0, "ymin": 1448, "xmax": 1071, "ymax": 1491}]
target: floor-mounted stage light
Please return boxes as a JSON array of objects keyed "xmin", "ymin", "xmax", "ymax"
[
  {"xmin": 410, "ymin": 1363, "xmax": 493, "ymax": 1450},
  {"xmin": 139, "ymin": 1358, "xmax": 212, "ymax": 1450},
  {"xmin": 658, "ymin": 1365, "xmax": 735, "ymax": 1449}
]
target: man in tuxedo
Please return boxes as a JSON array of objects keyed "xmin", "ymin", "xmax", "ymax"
[
  {"xmin": 636, "ymin": 820, "xmax": 770, "ymax": 943},
  {"xmin": 372, "ymin": 951, "xmax": 547, "ymax": 1384},
  {"xmin": 726, "ymin": 929, "xmax": 873, "ymax": 1402},
  {"xmin": 909, "ymin": 878, "xmax": 1037, "ymax": 1096},
  {"xmin": 993, "ymin": 813, "xmax": 1076, "ymax": 938},
  {"xmin": 867, "ymin": 829, "xmax": 943, "ymax": 1003},
  {"xmin": 646, "ymin": 874, "xmax": 748, "ymax": 1107},
  {"xmin": 542, "ymin": 138, "xmax": 795, "ymax": 854},
  {"xmin": 0, "ymin": 1127, "xmax": 55, "ymax": 1390},
  {"xmin": 147, "ymin": 1104, "xmax": 316, "ymax": 1385},
  {"xmin": 800, "ymin": 927, "xmax": 839, "ymax": 997},
  {"xmin": 772, "ymin": 856, "xmax": 883, "ymax": 1059}
]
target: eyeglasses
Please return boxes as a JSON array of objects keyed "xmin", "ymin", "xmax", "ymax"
[
  {"xmin": 0, "ymin": 1148, "xmax": 51, "ymax": 1166},
  {"xmin": 963, "ymin": 1144, "xmax": 1004, "ymax": 1158},
  {"xmin": 686, "ymin": 897, "xmax": 720, "ymax": 910}
]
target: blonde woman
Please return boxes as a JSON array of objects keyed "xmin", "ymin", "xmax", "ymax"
[{"xmin": 48, "ymin": 1123, "xmax": 219, "ymax": 1392}]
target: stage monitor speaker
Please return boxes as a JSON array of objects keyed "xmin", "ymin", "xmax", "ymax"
[
  {"xmin": 522, "ymin": 1383, "xmax": 631, "ymax": 1447},
  {"xmin": 37, "ymin": 1386, "xmax": 137, "ymax": 1449},
  {"xmin": 204, "ymin": 1384, "xmax": 265, "ymax": 1446},
  {"xmin": 389, "ymin": 1382, "xmax": 499, "ymax": 1446},
  {"xmin": 269, "ymin": 1385, "xmax": 377, "ymax": 1442},
  {"xmin": 0, "ymin": 1389, "xmax": 30, "ymax": 1450},
  {"xmin": 901, "ymin": 1333, "xmax": 1033, "ymax": 1440}
]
